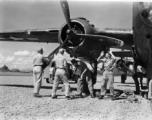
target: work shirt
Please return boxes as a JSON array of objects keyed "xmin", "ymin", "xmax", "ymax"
[
  {"xmin": 102, "ymin": 58, "xmax": 116, "ymax": 71},
  {"xmin": 53, "ymin": 53, "xmax": 67, "ymax": 69},
  {"xmin": 75, "ymin": 61, "xmax": 89, "ymax": 76},
  {"xmin": 33, "ymin": 53, "xmax": 44, "ymax": 66}
]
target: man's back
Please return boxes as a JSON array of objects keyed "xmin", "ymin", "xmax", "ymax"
[
  {"xmin": 33, "ymin": 53, "xmax": 43, "ymax": 66},
  {"xmin": 54, "ymin": 54, "xmax": 66, "ymax": 68}
]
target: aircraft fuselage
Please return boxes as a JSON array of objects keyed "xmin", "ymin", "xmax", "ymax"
[{"xmin": 133, "ymin": 2, "xmax": 152, "ymax": 78}]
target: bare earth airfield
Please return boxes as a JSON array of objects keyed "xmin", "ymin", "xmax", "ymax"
[{"xmin": 0, "ymin": 75, "xmax": 152, "ymax": 120}]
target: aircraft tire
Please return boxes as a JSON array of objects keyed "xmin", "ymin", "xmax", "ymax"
[{"xmin": 121, "ymin": 74, "xmax": 126, "ymax": 83}]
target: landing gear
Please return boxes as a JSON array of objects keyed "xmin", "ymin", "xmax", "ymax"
[
  {"xmin": 116, "ymin": 58, "xmax": 127, "ymax": 83},
  {"xmin": 148, "ymin": 78, "xmax": 152, "ymax": 100},
  {"xmin": 131, "ymin": 46, "xmax": 140, "ymax": 94},
  {"xmin": 90, "ymin": 60, "xmax": 97, "ymax": 85},
  {"xmin": 132, "ymin": 62, "xmax": 140, "ymax": 95},
  {"xmin": 121, "ymin": 73, "xmax": 127, "ymax": 83}
]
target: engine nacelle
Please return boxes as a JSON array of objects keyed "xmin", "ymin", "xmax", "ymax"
[
  {"xmin": 116, "ymin": 59, "xmax": 126, "ymax": 70},
  {"xmin": 58, "ymin": 18, "xmax": 96, "ymax": 47}
]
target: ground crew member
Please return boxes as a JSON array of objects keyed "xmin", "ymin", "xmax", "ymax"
[
  {"xmin": 48, "ymin": 61, "xmax": 56, "ymax": 84},
  {"xmin": 33, "ymin": 48, "xmax": 49, "ymax": 97},
  {"xmin": 97, "ymin": 51, "xmax": 116, "ymax": 100},
  {"xmin": 52, "ymin": 48, "xmax": 73, "ymax": 99},
  {"xmin": 71, "ymin": 59, "xmax": 95, "ymax": 98},
  {"xmin": 130, "ymin": 65, "xmax": 147, "ymax": 94}
]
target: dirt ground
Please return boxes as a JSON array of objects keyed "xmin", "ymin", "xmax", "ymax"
[{"xmin": 0, "ymin": 76, "xmax": 152, "ymax": 120}]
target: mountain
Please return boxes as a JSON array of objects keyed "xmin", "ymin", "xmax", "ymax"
[
  {"xmin": 0, "ymin": 65, "xmax": 32, "ymax": 73},
  {"xmin": 10, "ymin": 68, "xmax": 20, "ymax": 72},
  {"xmin": 0, "ymin": 65, "xmax": 10, "ymax": 72},
  {"xmin": 20, "ymin": 69, "xmax": 33, "ymax": 73}
]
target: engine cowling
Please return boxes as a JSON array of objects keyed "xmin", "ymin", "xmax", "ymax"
[
  {"xmin": 116, "ymin": 59, "xmax": 126, "ymax": 70},
  {"xmin": 58, "ymin": 18, "xmax": 96, "ymax": 47}
]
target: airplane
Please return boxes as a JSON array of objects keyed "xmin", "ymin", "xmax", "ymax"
[{"xmin": 0, "ymin": 1, "xmax": 152, "ymax": 94}]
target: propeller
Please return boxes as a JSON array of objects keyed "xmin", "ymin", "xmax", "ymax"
[
  {"xmin": 60, "ymin": 1, "xmax": 124, "ymax": 47},
  {"xmin": 47, "ymin": 36, "xmax": 69, "ymax": 60},
  {"xmin": 42, "ymin": 36, "xmax": 70, "ymax": 70},
  {"xmin": 43, "ymin": 0, "xmax": 124, "ymax": 70},
  {"xmin": 42, "ymin": 0, "xmax": 73, "ymax": 70},
  {"xmin": 60, "ymin": 0, "xmax": 72, "ymax": 31}
]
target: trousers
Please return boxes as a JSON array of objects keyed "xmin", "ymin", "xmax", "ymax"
[
  {"xmin": 52, "ymin": 69, "xmax": 70, "ymax": 97},
  {"xmin": 77, "ymin": 71, "xmax": 93, "ymax": 94},
  {"xmin": 100, "ymin": 70, "xmax": 114, "ymax": 96},
  {"xmin": 33, "ymin": 66, "xmax": 43, "ymax": 94}
]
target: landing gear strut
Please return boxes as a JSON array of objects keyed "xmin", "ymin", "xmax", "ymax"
[{"xmin": 132, "ymin": 62, "xmax": 140, "ymax": 95}]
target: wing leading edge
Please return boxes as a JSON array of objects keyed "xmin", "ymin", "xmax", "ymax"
[
  {"xmin": 96, "ymin": 28, "xmax": 134, "ymax": 50},
  {"xmin": 112, "ymin": 51, "xmax": 132, "ymax": 58},
  {"xmin": 0, "ymin": 29, "xmax": 59, "ymax": 43}
]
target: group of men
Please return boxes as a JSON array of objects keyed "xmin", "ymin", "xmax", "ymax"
[{"xmin": 33, "ymin": 47, "xmax": 117, "ymax": 100}]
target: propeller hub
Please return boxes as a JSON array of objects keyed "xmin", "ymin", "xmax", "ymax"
[
  {"xmin": 66, "ymin": 29, "xmax": 71, "ymax": 34},
  {"xmin": 66, "ymin": 29, "xmax": 75, "ymax": 37}
]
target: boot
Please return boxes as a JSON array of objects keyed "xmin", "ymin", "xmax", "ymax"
[{"xmin": 33, "ymin": 93, "xmax": 42, "ymax": 98}]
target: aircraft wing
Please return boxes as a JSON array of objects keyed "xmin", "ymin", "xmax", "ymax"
[
  {"xmin": 112, "ymin": 51, "xmax": 132, "ymax": 57},
  {"xmin": 0, "ymin": 29, "xmax": 59, "ymax": 43},
  {"xmin": 96, "ymin": 28, "xmax": 133, "ymax": 50}
]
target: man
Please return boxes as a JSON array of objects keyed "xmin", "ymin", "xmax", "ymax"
[
  {"xmin": 33, "ymin": 48, "xmax": 49, "ymax": 97},
  {"xmin": 71, "ymin": 59, "xmax": 95, "ymax": 98},
  {"xmin": 131, "ymin": 65, "xmax": 147, "ymax": 94},
  {"xmin": 52, "ymin": 48, "xmax": 73, "ymax": 99},
  {"xmin": 48, "ymin": 61, "xmax": 56, "ymax": 84},
  {"xmin": 97, "ymin": 51, "xmax": 116, "ymax": 100}
]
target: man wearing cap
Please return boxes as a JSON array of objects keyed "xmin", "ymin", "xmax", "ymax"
[
  {"xmin": 33, "ymin": 48, "xmax": 49, "ymax": 97},
  {"xmin": 52, "ymin": 48, "xmax": 73, "ymax": 99},
  {"xmin": 71, "ymin": 59, "xmax": 95, "ymax": 98},
  {"xmin": 97, "ymin": 51, "xmax": 116, "ymax": 100}
]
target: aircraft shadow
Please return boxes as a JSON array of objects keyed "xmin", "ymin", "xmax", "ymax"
[
  {"xmin": 117, "ymin": 84, "xmax": 135, "ymax": 87},
  {"xmin": 114, "ymin": 82, "xmax": 136, "ymax": 84},
  {"xmin": 0, "ymin": 84, "xmax": 57, "ymax": 89},
  {"xmin": 0, "ymin": 84, "xmax": 132, "ymax": 100}
]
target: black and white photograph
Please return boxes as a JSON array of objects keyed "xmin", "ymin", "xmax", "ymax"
[{"xmin": 0, "ymin": 0, "xmax": 152, "ymax": 120}]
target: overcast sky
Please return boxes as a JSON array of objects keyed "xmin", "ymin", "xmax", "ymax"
[{"xmin": 0, "ymin": 0, "xmax": 133, "ymax": 69}]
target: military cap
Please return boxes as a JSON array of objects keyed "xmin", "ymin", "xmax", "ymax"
[{"xmin": 37, "ymin": 48, "xmax": 43, "ymax": 53}]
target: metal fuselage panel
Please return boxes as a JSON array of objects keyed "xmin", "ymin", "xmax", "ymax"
[{"xmin": 133, "ymin": 2, "xmax": 152, "ymax": 77}]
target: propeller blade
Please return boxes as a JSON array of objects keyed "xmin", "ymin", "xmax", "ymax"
[
  {"xmin": 75, "ymin": 34, "xmax": 124, "ymax": 47},
  {"xmin": 48, "ymin": 36, "xmax": 69, "ymax": 61},
  {"xmin": 60, "ymin": 0, "xmax": 72, "ymax": 30},
  {"xmin": 42, "ymin": 36, "xmax": 70, "ymax": 70}
]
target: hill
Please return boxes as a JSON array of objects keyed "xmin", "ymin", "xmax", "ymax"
[
  {"xmin": 0, "ymin": 65, "xmax": 32, "ymax": 73},
  {"xmin": 10, "ymin": 68, "xmax": 20, "ymax": 72},
  {"xmin": 0, "ymin": 65, "xmax": 10, "ymax": 72}
]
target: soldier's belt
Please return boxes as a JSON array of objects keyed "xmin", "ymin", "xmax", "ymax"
[
  {"xmin": 56, "ymin": 67, "xmax": 65, "ymax": 70},
  {"xmin": 34, "ymin": 65, "xmax": 42, "ymax": 67},
  {"xmin": 104, "ymin": 69, "xmax": 113, "ymax": 72}
]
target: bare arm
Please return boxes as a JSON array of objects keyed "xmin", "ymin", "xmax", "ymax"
[
  {"xmin": 42, "ymin": 57, "xmax": 50, "ymax": 63},
  {"xmin": 64, "ymin": 59, "xmax": 69, "ymax": 75},
  {"xmin": 81, "ymin": 69, "xmax": 87, "ymax": 76},
  {"xmin": 80, "ymin": 68, "xmax": 87, "ymax": 79},
  {"xmin": 97, "ymin": 51, "xmax": 105, "ymax": 62},
  {"xmin": 109, "ymin": 51, "xmax": 116, "ymax": 60}
]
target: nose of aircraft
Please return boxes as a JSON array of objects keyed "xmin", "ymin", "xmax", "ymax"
[{"xmin": 120, "ymin": 41, "xmax": 124, "ymax": 47}]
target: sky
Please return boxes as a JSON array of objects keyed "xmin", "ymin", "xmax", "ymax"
[{"xmin": 0, "ymin": 0, "xmax": 133, "ymax": 70}]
